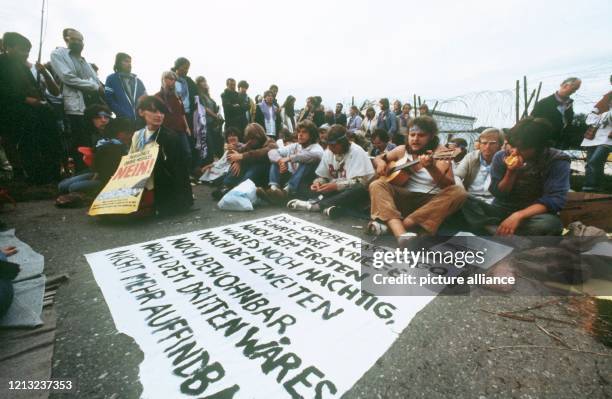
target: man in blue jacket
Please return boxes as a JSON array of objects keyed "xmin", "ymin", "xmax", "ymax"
[
  {"xmin": 104, "ymin": 52, "xmax": 146, "ymax": 125},
  {"xmin": 376, "ymin": 97, "xmax": 398, "ymax": 143}
]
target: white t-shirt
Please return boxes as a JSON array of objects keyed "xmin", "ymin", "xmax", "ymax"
[
  {"xmin": 316, "ymin": 142, "xmax": 374, "ymax": 182},
  {"xmin": 403, "ymin": 152, "xmax": 453, "ymax": 194}
]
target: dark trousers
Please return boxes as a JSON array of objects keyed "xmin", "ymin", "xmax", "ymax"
[
  {"xmin": 448, "ymin": 195, "xmax": 564, "ymax": 235},
  {"xmin": 66, "ymin": 114, "xmax": 89, "ymax": 172},
  {"xmin": 314, "ymin": 185, "xmax": 369, "ymax": 210}
]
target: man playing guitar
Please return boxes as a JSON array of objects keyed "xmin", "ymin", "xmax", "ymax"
[{"xmin": 368, "ymin": 116, "xmax": 467, "ymax": 239}]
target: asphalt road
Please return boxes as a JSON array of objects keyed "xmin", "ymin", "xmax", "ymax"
[{"xmin": 2, "ymin": 184, "xmax": 611, "ymax": 399}]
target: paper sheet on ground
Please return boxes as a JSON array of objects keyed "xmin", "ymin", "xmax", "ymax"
[{"xmin": 85, "ymin": 214, "xmax": 435, "ymax": 398}]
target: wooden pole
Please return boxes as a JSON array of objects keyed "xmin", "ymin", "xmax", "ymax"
[
  {"xmin": 417, "ymin": 96, "xmax": 422, "ymax": 107},
  {"xmin": 351, "ymin": 96, "xmax": 354, "ymax": 107},
  {"xmin": 523, "ymin": 76, "xmax": 528, "ymax": 118},
  {"xmin": 522, "ymin": 89, "xmax": 536, "ymax": 118},
  {"xmin": 534, "ymin": 81, "xmax": 542, "ymax": 105},
  {"xmin": 515, "ymin": 80, "xmax": 520, "ymax": 123},
  {"xmin": 413, "ymin": 94, "xmax": 417, "ymax": 118},
  {"xmin": 432, "ymin": 100, "xmax": 439, "ymax": 114}
]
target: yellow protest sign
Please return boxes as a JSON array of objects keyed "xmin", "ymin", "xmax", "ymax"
[{"xmin": 88, "ymin": 144, "xmax": 159, "ymax": 216}]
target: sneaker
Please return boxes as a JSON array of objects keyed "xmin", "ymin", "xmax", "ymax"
[
  {"xmin": 366, "ymin": 219, "xmax": 389, "ymax": 236},
  {"xmin": 323, "ymin": 206, "xmax": 341, "ymax": 219},
  {"xmin": 287, "ymin": 199, "xmax": 312, "ymax": 211}
]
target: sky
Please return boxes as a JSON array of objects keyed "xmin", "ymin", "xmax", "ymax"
[{"xmin": 3, "ymin": 0, "xmax": 611, "ymax": 127}]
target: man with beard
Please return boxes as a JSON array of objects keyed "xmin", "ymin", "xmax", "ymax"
[{"xmin": 367, "ymin": 116, "xmax": 467, "ymax": 240}]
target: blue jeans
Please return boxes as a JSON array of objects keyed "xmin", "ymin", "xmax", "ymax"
[
  {"xmin": 583, "ymin": 145, "xmax": 611, "ymax": 191},
  {"xmin": 223, "ymin": 162, "xmax": 269, "ymax": 188},
  {"xmin": 269, "ymin": 163, "xmax": 317, "ymax": 194},
  {"xmin": 58, "ymin": 173, "xmax": 102, "ymax": 194}
]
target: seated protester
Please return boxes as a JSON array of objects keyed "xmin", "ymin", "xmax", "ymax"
[
  {"xmin": 287, "ymin": 125, "xmax": 374, "ymax": 218},
  {"xmin": 581, "ymin": 95, "xmax": 612, "ymax": 192},
  {"xmin": 447, "ymin": 137, "xmax": 468, "ymax": 166},
  {"xmin": 200, "ymin": 126, "xmax": 244, "ymax": 184},
  {"xmin": 57, "ymin": 104, "xmax": 112, "ymax": 195},
  {"xmin": 0, "ymin": 246, "xmax": 18, "ymax": 318},
  {"xmin": 370, "ymin": 129, "xmax": 397, "ymax": 157},
  {"xmin": 276, "ymin": 127, "xmax": 295, "ymax": 149},
  {"xmin": 212, "ymin": 123, "xmax": 277, "ymax": 200},
  {"xmin": 367, "ymin": 116, "xmax": 467, "ymax": 239},
  {"xmin": 255, "ymin": 90, "xmax": 281, "ymax": 139},
  {"xmin": 258, "ymin": 120, "xmax": 324, "ymax": 204},
  {"xmin": 460, "ymin": 117, "xmax": 570, "ymax": 236},
  {"xmin": 318, "ymin": 125, "xmax": 330, "ymax": 150},
  {"xmin": 92, "ymin": 117, "xmax": 134, "ymax": 187},
  {"xmin": 129, "ymin": 96, "xmax": 193, "ymax": 216},
  {"xmin": 454, "ymin": 128, "xmax": 503, "ymax": 204}
]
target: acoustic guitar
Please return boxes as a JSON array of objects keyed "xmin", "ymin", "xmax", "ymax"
[{"xmin": 380, "ymin": 147, "xmax": 460, "ymax": 186}]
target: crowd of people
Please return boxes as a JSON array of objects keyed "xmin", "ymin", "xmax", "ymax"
[{"xmin": 0, "ymin": 28, "xmax": 611, "ymax": 249}]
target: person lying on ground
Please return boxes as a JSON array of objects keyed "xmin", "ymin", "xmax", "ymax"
[
  {"xmin": 287, "ymin": 124, "xmax": 374, "ymax": 218},
  {"xmin": 212, "ymin": 123, "xmax": 277, "ymax": 200},
  {"xmin": 458, "ymin": 117, "xmax": 570, "ymax": 236},
  {"xmin": 367, "ymin": 116, "xmax": 467, "ymax": 240},
  {"xmin": 258, "ymin": 120, "xmax": 324, "ymax": 204}
]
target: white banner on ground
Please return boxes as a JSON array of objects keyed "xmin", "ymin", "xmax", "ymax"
[{"xmin": 85, "ymin": 214, "xmax": 435, "ymax": 398}]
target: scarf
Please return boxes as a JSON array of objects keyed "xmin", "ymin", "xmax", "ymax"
[
  {"xmin": 136, "ymin": 127, "xmax": 159, "ymax": 151},
  {"xmin": 193, "ymin": 95, "xmax": 208, "ymax": 160}
]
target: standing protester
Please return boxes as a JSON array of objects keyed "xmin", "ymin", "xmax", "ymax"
[
  {"xmin": 222, "ymin": 78, "xmax": 248, "ymax": 131},
  {"xmin": 418, "ymin": 104, "xmax": 429, "ymax": 117},
  {"xmin": 155, "ymin": 71, "xmax": 192, "ymax": 167},
  {"xmin": 376, "ymin": 98, "xmax": 398, "ymax": 142},
  {"xmin": 129, "ymin": 96, "xmax": 193, "ymax": 216},
  {"xmin": 255, "ymin": 90, "xmax": 281, "ymax": 138},
  {"xmin": 360, "ymin": 106, "xmax": 378, "ymax": 138},
  {"xmin": 194, "ymin": 76, "xmax": 224, "ymax": 161},
  {"xmin": 0, "ymin": 32, "xmax": 62, "ymax": 183},
  {"xmin": 334, "ymin": 103, "xmax": 347, "ymax": 126},
  {"xmin": 581, "ymin": 84, "xmax": 611, "ymax": 192},
  {"xmin": 297, "ymin": 96, "xmax": 325, "ymax": 127},
  {"xmin": 104, "ymin": 52, "xmax": 147, "ymax": 123},
  {"xmin": 398, "ymin": 103, "xmax": 413, "ymax": 136},
  {"xmin": 269, "ymin": 84, "xmax": 280, "ymax": 107},
  {"xmin": 459, "ymin": 118, "xmax": 570, "ymax": 235},
  {"xmin": 287, "ymin": 125, "xmax": 374, "ymax": 218},
  {"xmin": 238, "ymin": 80, "xmax": 254, "ymax": 123},
  {"xmin": 258, "ymin": 120, "xmax": 323, "ymax": 203},
  {"xmin": 368, "ymin": 116, "xmax": 467, "ymax": 239},
  {"xmin": 531, "ymin": 77, "xmax": 581, "ymax": 148},
  {"xmin": 50, "ymin": 28, "xmax": 103, "ymax": 171},
  {"xmin": 172, "ymin": 57, "xmax": 197, "ymax": 127},
  {"xmin": 280, "ymin": 95, "xmax": 297, "ymax": 133},
  {"xmin": 347, "ymin": 105, "xmax": 363, "ymax": 135},
  {"xmin": 393, "ymin": 99, "xmax": 402, "ymax": 116}
]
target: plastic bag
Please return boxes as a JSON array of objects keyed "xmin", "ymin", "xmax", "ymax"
[{"xmin": 218, "ymin": 179, "xmax": 257, "ymax": 211}]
